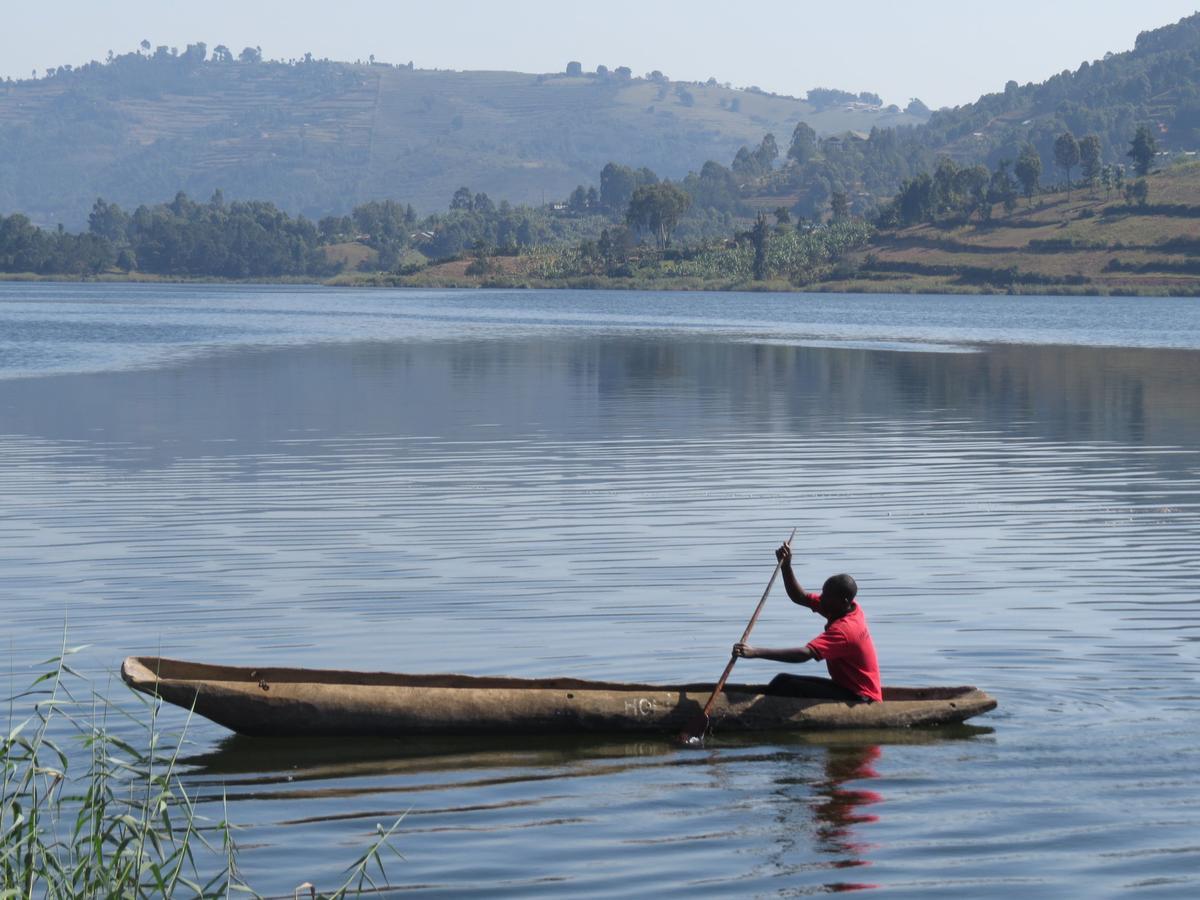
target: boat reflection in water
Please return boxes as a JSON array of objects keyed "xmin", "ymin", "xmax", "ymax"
[{"xmin": 178, "ymin": 726, "xmax": 986, "ymax": 893}]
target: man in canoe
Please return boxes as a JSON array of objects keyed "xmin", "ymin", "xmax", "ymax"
[{"xmin": 732, "ymin": 544, "xmax": 883, "ymax": 703}]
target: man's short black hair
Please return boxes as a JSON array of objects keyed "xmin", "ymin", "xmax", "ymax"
[{"xmin": 822, "ymin": 574, "xmax": 858, "ymax": 603}]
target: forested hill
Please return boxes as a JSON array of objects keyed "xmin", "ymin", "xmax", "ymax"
[
  {"xmin": 0, "ymin": 48, "xmax": 924, "ymax": 228},
  {"xmin": 701, "ymin": 12, "xmax": 1200, "ymax": 226},
  {"xmin": 921, "ymin": 12, "xmax": 1200, "ymax": 170}
]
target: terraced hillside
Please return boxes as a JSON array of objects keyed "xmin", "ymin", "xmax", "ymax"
[
  {"xmin": 824, "ymin": 162, "xmax": 1200, "ymax": 295},
  {"xmin": 0, "ymin": 55, "xmax": 923, "ymax": 227}
]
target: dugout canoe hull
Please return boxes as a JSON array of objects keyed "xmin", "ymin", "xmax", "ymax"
[{"xmin": 121, "ymin": 656, "xmax": 997, "ymax": 738}]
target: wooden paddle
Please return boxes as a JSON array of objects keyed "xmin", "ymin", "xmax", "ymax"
[{"xmin": 679, "ymin": 528, "xmax": 796, "ymax": 745}]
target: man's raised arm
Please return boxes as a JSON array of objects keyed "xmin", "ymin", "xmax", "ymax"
[{"xmin": 777, "ymin": 544, "xmax": 819, "ymax": 610}]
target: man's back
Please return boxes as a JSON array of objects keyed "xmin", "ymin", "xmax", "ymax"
[{"xmin": 806, "ymin": 603, "xmax": 882, "ymax": 702}]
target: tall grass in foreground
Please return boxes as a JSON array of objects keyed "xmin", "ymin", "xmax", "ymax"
[{"xmin": 2, "ymin": 643, "xmax": 402, "ymax": 898}]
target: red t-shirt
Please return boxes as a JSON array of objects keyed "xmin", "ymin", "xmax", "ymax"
[{"xmin": 802, "ymin": 595, "xmax": 883, "ymax": 702}]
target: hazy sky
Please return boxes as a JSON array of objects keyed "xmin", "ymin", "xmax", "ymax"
[{"xmin": 5, "ymin": 1, "xmax": 1198, "ymax": 108}]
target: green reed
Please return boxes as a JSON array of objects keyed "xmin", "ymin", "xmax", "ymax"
[{"xmin": 2, "ymin": 641, "xmax": 402, "ymax": 898}]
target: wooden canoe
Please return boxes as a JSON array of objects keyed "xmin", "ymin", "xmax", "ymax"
[{"xmin": 121, "ymin": 656, "xmax": 997, "ymax": 738}]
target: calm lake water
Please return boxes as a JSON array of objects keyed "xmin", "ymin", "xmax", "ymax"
[{"xmin": 2, "ymin": 283, "xmax": 1199, "ymax": 896}]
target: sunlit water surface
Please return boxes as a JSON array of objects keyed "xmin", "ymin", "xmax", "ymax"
[{"xmin": 1, "ymin": 284, "xmax": 1198, "ymax": 897}]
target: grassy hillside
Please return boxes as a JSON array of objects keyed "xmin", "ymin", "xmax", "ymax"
[
  {"xmin": 820, "ymin": 162, "xmax": 1200, "ymax": 295},
  {"xmin": 0, "ymin": 55, "xmax": 923, "ymax": 228}
]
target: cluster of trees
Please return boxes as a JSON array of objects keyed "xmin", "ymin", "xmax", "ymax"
[
  {"xmin": 1050, "ymin": 125, "xmax": 1155, "ymax": 195},
  {"xmin": 0, "ymin": 192, "xmax": 333, "ymax": 277},
  {"xmin": 562, "ymin": 61, "xmax": 633, "ymax": 80},
  {"xmin": 525, "ymin": 217, "xmax": 874, "ymax": 286},
  {"xmin": 416, "ymin": 197, "xmax": 554, "ymax": 260},
  {"xmin": 0, "ymin": 215, "xmax": 115, "ymax": 276},
  {"xmin": 771, "ymin": 123, "xmax": 934, "ymax": 219},
  {"xmin": 625, "ymin": 184, "xmax": 691, "ymax": 248},
  {"xmin": 878, "ymin": 125, "xmax": 1160, "ymax": 228},
  {"xmin": 565, "ymin": 163, "xmax": 662, "ymax": 215},
  {"xmin": 878, "ymin": 158, "xmax": 1019, "ymax": 227},
  {"xmin": 316, "ymin": 200, "xmax": 418, "ymax": 269},
  {"xmin": 565, "ymin": 121, "xmax": 916, "ymax": 242},
  {"xmin": 732, "ymin": 135, "xmax": 779, "ymax": 179},
  {"xmin": 805, "ymin": 88, "xmax": 887, "ymax": 110},
  {"xmin": 89, "ymin": 192, "xmax": 330, "ymax": 276},
  {"xmin": 566, "ymin": 165, "xmax": 872, "ymax": 282},
  {"xmin": 27, "ymin": 38, "xmax": 418, "ymax": 84},
  {"xmin": 0, "ymin": 185, "xmax": 616, "ymax": 277},
  {"xmin": 0, "ymin": 165, "xmax": 864, "ymax": 282},
  {"xmin": 23, "ymin": 40, "xmax": 372, "ymax": 95}
]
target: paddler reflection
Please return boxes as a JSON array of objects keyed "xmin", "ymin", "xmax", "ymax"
[
  {"xmin": 762, "ymin": 742, "xmax": 883, "ymax": 892},
  {"xmin": 811, "ymin": 743, "xmax": 882, "ymax": 861}
]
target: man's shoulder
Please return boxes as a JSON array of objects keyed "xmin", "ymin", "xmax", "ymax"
[{"xmin": 835, "ymin": 603, "xmax": 871, "ymax": 633}]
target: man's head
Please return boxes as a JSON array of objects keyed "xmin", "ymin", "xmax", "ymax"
[{"xmin": 819, "ymin": 574, "xmax": 858, "ymax": 619}]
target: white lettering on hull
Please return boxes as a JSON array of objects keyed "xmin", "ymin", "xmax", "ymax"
[{"xmin": 623, "ymin": 698, "xmax": 658, "ymax": 717}]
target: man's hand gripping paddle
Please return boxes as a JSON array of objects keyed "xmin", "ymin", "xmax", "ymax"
[{"xmin": 679, "ymin": 528, "xmax": 796, "ymax": 745}]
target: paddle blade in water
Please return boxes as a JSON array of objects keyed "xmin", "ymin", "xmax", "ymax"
[{"xmin": 677, "ymin": 714, "xmax": 709, "ymax": 746}]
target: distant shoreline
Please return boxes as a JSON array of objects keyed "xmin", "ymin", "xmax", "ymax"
[
  {"xmin": 7, "ymin": 166, "xmax": 1200, "ymax": 299},
  {"xmin": 3, "ymin": 270, "xmax": 1197, "ymax": 297}
]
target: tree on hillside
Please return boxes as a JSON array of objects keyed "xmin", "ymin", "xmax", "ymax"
[
  {"xmin": 1015, "ymin": 144, "xmax": 1042, "ymax": 206},
  {"xmin": 600, "ymin": 163, "xmax": 658, "ymax": 214},
  {"xmin": 753, "ymin": 134, "xmax": 778, "ymax": 171},
  {"xmin": 181, "ymin": 43, "xmax": 207, "ymax": 66},
  {"xmin": 473, "ymin": 192, "xmax": 495, "ymax": 214},
  {"xmin": 566, "ymin": 61, "xmax": 582, "ymax": 76},
  {"xmin": 450, "ymin": 187, "xmax": 474, "ymax": 211},
  {"xmin": 750, "ymin": 214, "xmax": 769, "ymax": 280},
  {"xmin": 890, "ymin": 173, "xmax": 932, "ymax": 225},
  {"xmin": 682, "ymin": 161, "xmax": 742, "ymax": 214},
  {"xmin": 989, "ymin": 160, "xmax": 1018, "ymax": 215},
  {"xmin": 929, "ymin": 158, "xmax": 960, "ymax": 218},
  {"xmin": 829, "ymin": 191, "xmax": 849, "ymax": 222},
  {"xmin": 787, "ymin": 121, "xmax": 818, "ymax": 164},
  {"xmin": 1128, "ymin": 125, "xmax": 1157, "ymax": 176},
  {"xmin": 1054, "ymin": 132, "xmax": 1080, "ymax": 199},
  {"xmin": 958, "ymin": 165, "xmax": 991, "ymax": 221},
  {"xmin": 239, "ymin": 46, "xmax": 262, "ymax": 63},
  {"xmin": 1124, "ymin": 178, "xmax": 1149, "ymax": 206},
  {"xmin": 731, "ymin": 146, "xmax": 757, "ymax": 178},
  {"xmin": 87, "ymin": 198, "xmax": 129, "ymax": 242},
  {"xmin": 600, "ymin": 163, "xmax": 637, "ymax": 213},
  {"xmin": 625, "ymin": 182, "xmax": 690, "ymax": 249},
  {"xmin": 1078, "ymin": 134, "xmax": 1102, "ymax": 189}
]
